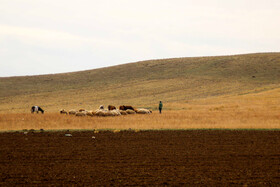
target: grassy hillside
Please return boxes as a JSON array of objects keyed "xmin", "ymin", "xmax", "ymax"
[
  {"xmin": 0, "ymin": 53, "xmax": 280, "ymax": 113},
  {"xmin": 1, "ymin": 87, "xmax": 280, "ymax": 130}
]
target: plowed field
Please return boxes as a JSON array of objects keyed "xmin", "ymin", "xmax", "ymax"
[{"xmin": 0, "ymin": 130, "xmax": 280, "ymax": 185}]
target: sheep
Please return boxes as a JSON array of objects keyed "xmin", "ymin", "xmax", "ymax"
[
  {"xmin": 86, "ymin": 110, "xmax": 94, "ymax": 117},
  {"xmin": 104, "ymin": 110, "xmax": 112, "ymax": 117},
  {"xmin": 75, "ymin": 111, "xmax": 86, "ymax": 116},
  {"xmin": 68, "ymin": 110, "xmax": 77, "ymax": 115},
  {"xmin": 119, "ymin": 105, "xmax": 135, "ymax": 111},
  {"xmin": 108, "ymin": 105, "xmax": 116, "ymax": 110},
  {"xmin": 94, "ymin": 109, "xmax": 107, "ymax": 117},
  {"xmin": 105, "ymin": 110, "xmax": 114, "ymax": 116},
  {"xmin": 135, "ymin": 108, "xmax": 152, "ymax": 114},
  {"xmin": 119, "ymin": 110, "xmax": 127, "ymax": 115},
  {"xmin": 60, "ymin": 109, "xmax": 68, "ymax": 114},
  {"xmin": 79, "ymin": 108, "xmax": 86, "ymax": 112},
  {"xmin": 126, "ymin": 109, "xmax": 136, "ymax": 114},
  {"xmin": 94, "ymin": 109, "xmax": 122, "ymax": 117},
  {"xmin": 109, "ymin": 109, "xmax": 121, "ymax": 116},
  {"xmin": 31, "ymin": 106, "xmax": 44, "ymax": 114},
  {"xmin": 99, "ymin": 105, "xmax": 104, "ymax": 110}
]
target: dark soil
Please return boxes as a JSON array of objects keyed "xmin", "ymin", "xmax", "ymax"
[{"xmin": 0, "ymin": 130, "xmax": 280, "ymax": 186}]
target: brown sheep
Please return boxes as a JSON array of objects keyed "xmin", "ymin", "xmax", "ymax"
[
  {"xmin": 108, "ymin": 105, "xmax": 116, "ymax": 110},
  {"xmin": 119, "ymin": 105, "xmax": 135, "ymax": 111}
]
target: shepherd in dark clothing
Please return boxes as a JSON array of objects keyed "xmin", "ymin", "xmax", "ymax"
[{"xmin": 159, "ymin": 101, "xmax": 163, "ymax": 114}]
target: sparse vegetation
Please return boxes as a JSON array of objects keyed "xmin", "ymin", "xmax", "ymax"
[
  {"xmin": 0, "ymin": 53, "xmax": 279, "ymax": 113},
  {"xmin": 0, "ymin": 86, "xmax": 279, "ymax": 131},
  {"xmin": 0, "ymin": 53, "xmax": 279, "ymax": 130}
]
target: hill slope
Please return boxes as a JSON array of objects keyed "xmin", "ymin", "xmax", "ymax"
[{"xmin": 0, "ymin": 53, "xmax": 280, "ymax": 112}]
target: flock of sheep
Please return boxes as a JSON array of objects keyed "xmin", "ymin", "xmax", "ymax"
[{"xmin": 60, "ymin": 105, "xmax": 152, "ymax": 117}]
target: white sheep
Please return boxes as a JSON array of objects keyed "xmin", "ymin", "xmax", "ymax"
[
  {"xmin": 94, "ymin": 109, "xmax": 121, "ymax": 117},
  {"xmin": 119, "ymin": 110, "xmax": 127, "ymax": 115},
  {"xmin": 135, "ymin": 108, "xmax": 152, "ymax": 114},
  {"xmin": 60, "ymin": 109, "xmax": 68, "ymax": 114},
  {"xmin": 126, "ymin": 109, "xmax": 136, "ymax": 114},
  {"xmin": 109, "ymin": 109, "xmax": 121, "ymax": 116},
  {"xmin": 94, "ymin": 109, "xmax": 107, "ymax": 117},
  {"xmin": 68, "ymin": 110, "xmax": 77, "ymax": 115},
  {"xmin": 86, "ymin": 110, "xmax": 94, "ymax": 117},
  {"xmin": 75, "ymin": 111, "xmax": 86, "ymax": 116}
]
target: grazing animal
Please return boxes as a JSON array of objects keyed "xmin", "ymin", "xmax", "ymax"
[
  {"xmin": 109, "ymin": 109, "xmax": 121, "ymax": 116},
  {"xmin": 108, "ymin": 105, "xmax": 116, "ymax": 110},
  {"xmin": 126, "ymin": 109, "xmax": 136, "ymax": 114},
  {"xmin": 119, "ymin": 105, "xmax": 135, "ymax": 111},
  {"xmin": 119, "ymin": 110, "xmax": 127, "ymax": 115},
  {"xmin": 86, "ymin": 110, "xmax": 94, "ymax": 117},
  {"xmin": 75, "ymin": 111, "xmax": 86, "ymax": 116},
  {"xmin": 31, "ymin": 106, "xmax": 44, "ymax": 114},
  {"xmin": 135, "ymin": 108, "xmax": 152, "ymax": 114},
  {"xmin": 94, "ymin": 109, "xmax": 107, "ymax": 117},
  {"xmin": 68, "ymin": 110, "xmax": 77, "ymax": 115},
  {"xmin": 99, "ymin": 105, "xmax": 104, "ymax": 110},
  {"xmin": 94, "ymin": 109, "xmax": 121, "ymax": 117},
  {"xmin": 60, "ymin": 109, "xmax": 68, "ymax": 114},
  {"xmin": 79, "ymin": 108, "xmax": 86, "ymax": 112}
]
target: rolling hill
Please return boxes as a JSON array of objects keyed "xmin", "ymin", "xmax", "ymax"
[{"xmin": 0, "ymin": 53, "xmax": 280, "ymax": 113}]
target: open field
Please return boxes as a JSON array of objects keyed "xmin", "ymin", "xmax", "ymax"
[
  {"xmin": 1, "ymin": 130, "xmax": 280, "ymax": 185},
  {"xmin": 0, "ymin": 106, "xmax": 280, "ymax": 131},
  {"xmin": 0, "ymin": 53, "xmax": 280, "ymax": 113},
  {"xmin": 1, "ymin": 87, "xmax": 279, "ymax": 131},
  {"xmin": 0, "ymin": 53, "xmax": 279, "ymax": 185},
  {"xmin": 1, "ymin": 110, "xmax": 279, "ymax": 131},
  {"xmin": 1, "ymin": 106, "xmax": 279, "ymax": 131}
]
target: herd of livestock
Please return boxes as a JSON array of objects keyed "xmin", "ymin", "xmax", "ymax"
[{"xmin": 59, "ymin": 105, "xmax": 152, "ymax": 117}]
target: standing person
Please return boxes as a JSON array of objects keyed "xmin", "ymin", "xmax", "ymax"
[{"xmin": 159, "ymin": 101, "xmax": 163, "ymax": 114}]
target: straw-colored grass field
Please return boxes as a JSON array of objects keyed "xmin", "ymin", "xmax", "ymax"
[
  {"xmin": 1, "ymin": 53, "xmax": 280, "ymax": 113},
  {"xmin": 0, "ymin": 53, "xmax": 280, "ymax": 186},
  {"xmin": 1, "ymin": 110, "xmax": 279, "ymax": 131},
  {"xmin": 1, "ymin": 87, "xmax": 279, "ymax": 131},
  {"xmin": 0, "ymin": 53, "xmax": 279, "ymax": 131}
]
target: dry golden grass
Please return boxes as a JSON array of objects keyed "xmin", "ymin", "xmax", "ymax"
[
  {"xmin": 1, "ymin": 53, "xmax": 280, "ymax": 113},
  {"xmin": 0, "ymin": 53, "xmax": 279, "ymax": 130},
  {"xmin": 1, "ymin": 88, "xmax": 279, "ymax": 131},
  {"xmin": 0, "ymin": 109, "xmax": 279, "ymax": 131},
  {"xmin": 0, "ymin": 89, "xmax": 280, "ymax": 131}
]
